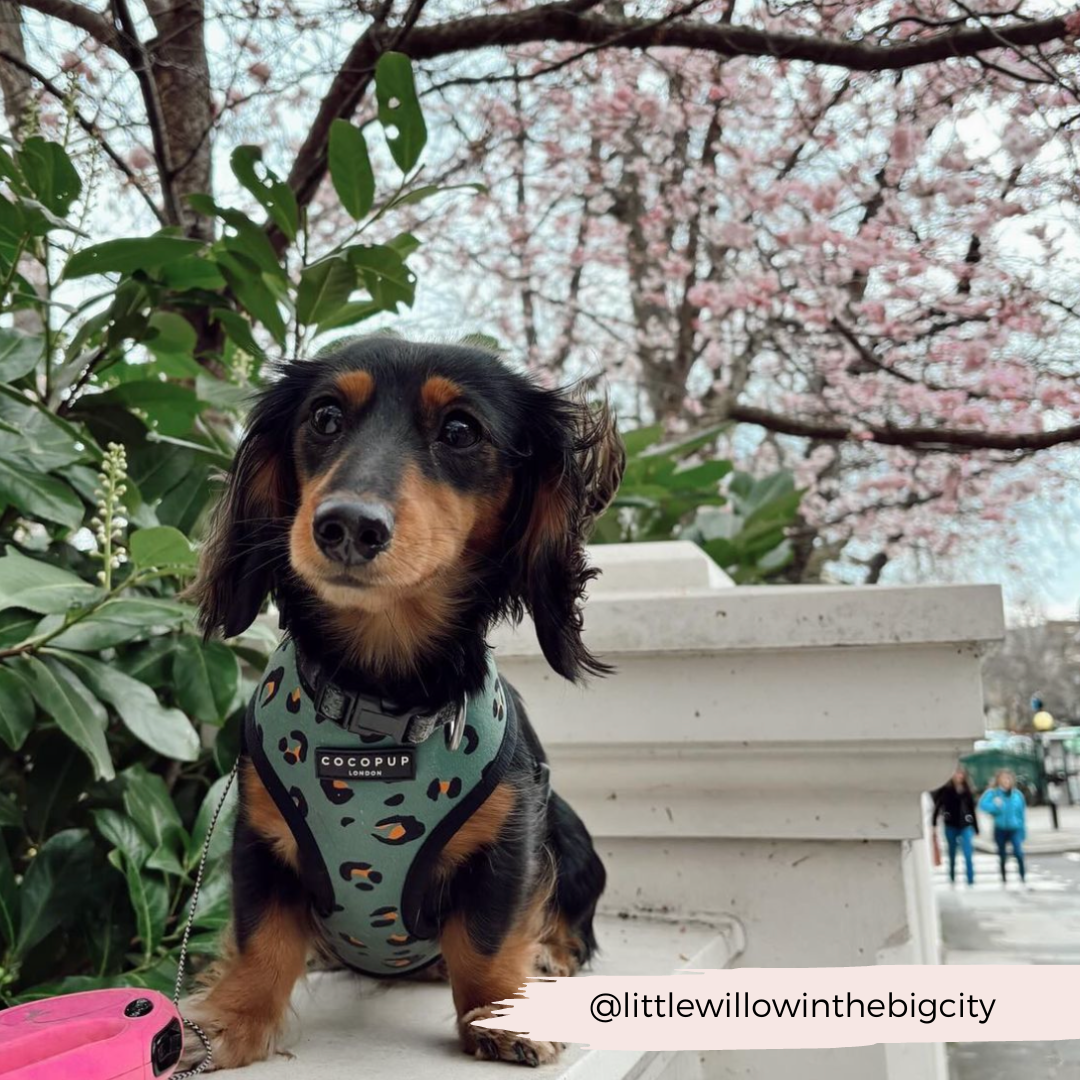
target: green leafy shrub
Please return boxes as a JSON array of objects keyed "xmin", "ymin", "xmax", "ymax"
[
  {"xmin": 591, "ymin": 424, "xmax": 802, "ymax": 582},
  {"xmin": 0, "ymin": 54, "xmax": 447, "ymax": 1003}
]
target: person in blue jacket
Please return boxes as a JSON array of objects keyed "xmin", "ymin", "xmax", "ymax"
[{"xmin": 978, "ymin": 769, "xmax": 1027, "ymax": 885}]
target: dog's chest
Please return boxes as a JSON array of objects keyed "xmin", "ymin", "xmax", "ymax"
[{"xmin": 245, "ymin": 640, "xmax": 512, "ymax": 976}]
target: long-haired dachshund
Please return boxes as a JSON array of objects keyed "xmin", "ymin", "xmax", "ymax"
[{"xmin": 187, "ymin": 337, "xmax": 625, "ymax": 1068}]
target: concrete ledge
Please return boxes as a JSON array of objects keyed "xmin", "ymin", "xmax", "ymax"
[
  {"xmin": 492, "ymin": 581, "xmax": 1004, "ymax": 657},
  {"xmin": 224, "ymin": 913, "xmax": 744, "ymax": 1080},
  {"xmin": 586, "ymin": 541, "xmax": 734, "ymax": 593}
]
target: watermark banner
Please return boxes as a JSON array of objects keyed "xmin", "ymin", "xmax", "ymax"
[{"xmin": 472, "ymin": 965, "xmax": 1080, "ymax": 1050}]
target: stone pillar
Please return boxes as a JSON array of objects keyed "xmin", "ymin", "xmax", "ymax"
[{"xmin": 493, "ymin": 541, "xmax": 1003, "ymax": 1080}]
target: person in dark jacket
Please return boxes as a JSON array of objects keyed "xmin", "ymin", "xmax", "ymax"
[{"xmin": 932, "ymin": 766, "xmax": 979, "ymax": 885}]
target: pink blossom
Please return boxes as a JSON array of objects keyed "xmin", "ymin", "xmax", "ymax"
[{"xmin": 127, "ymin": 145, "xmax": 153, "ymax": 170}]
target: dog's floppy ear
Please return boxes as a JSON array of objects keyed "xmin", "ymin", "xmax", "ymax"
[
  {"xmin": 190, "ymin": 421, "xmax": 290, "ymax": 639},
  {"xmin": 511, "ymin": 389, "xmax": 625, "ymax": 682}
]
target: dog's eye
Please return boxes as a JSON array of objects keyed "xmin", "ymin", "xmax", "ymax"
[
  {"xmin": 438, "ymin": 411, "xmax": 482, "ymax": 449},
  {"xmin": 310, "ymin": 400, "xmax": 344, "ymax": 436}
]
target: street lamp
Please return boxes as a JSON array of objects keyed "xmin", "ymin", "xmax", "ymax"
[{"xmin": 1032, "ymin": 698, "xmax": 1058, "ymax": 829}]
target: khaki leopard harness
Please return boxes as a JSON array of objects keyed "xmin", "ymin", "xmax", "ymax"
[{"xmin": 245, "ymin": 639, "xmax": 515, "ymax": 976}]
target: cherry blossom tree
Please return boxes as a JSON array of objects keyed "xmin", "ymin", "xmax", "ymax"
[
  {"xmin": 410, "ymin": 7, "xmax": 1080, "ymax": 579},
  {"xmin": 4, "ymin": 0, "xmax": 1080, "ymax": 579}
]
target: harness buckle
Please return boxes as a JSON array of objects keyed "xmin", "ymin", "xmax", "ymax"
[
  {"xmin": 315, "ymin": 683, "xmax": 411, "ymax": 743},
  {"xmin": 351, "ymin": 700, "xmax": 410, "ymax": 743},
  {"xmin": 445, "ymin": 694, "xmax": 467, "ymax": 752}
]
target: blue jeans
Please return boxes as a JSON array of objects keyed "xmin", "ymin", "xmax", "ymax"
[
  {"xmin": 945, "ymin": 825, "xmax": 975, "ymax": 884},
  {"xmin": 994, "ymin": 827, "xmax": 1025, "ymax": 882}
]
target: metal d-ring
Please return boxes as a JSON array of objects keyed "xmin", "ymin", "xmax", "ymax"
[{"xmin": 445, "ymin": 694, "xmax": 467, "ymax": 751}]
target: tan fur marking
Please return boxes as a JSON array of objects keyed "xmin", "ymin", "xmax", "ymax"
[
  {"xmin": 438, "ymin": 783, "xmax": 516, "ymax": 872},
  {"xmin": 287, "ymin": 471, "xmax": 333, "ymax": 587},
  {"xmin": 241, "ymin": 760, "xmax": 299, "ymax": 871},
  {"xmin": 248, "ymin": 455, "xmax": 285, "ymax": 516},
  {"xmin": 334, "ymin": 370, "xmax": 374, "ymax": 408},
  {"xmin": 183, "ymin": 904, "xmax": 311, "ymax": 1069},
  {"xmin": 537, "ymin": 912, "xmax": 585, "ymax": 977},
  {"xmin": 420, "ymin": 375, "xmax": 463, "ymax": 412},
  {"xmin": 290, "ymin": 463, "xmax": 507, "ymax": 674},
  {"xmin": 522, "ymin": 479, "xmax": 573, "ymax": 554},
  {"xmin": 441, "ymin": 892, "xmax": 563, "ymax": 1064},
  {"xmin": 324, "ymin": 584, "xmax": 463, "ymax": 675}
]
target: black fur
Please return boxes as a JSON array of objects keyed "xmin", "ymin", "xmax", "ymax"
[{"xmin": 198, "ymin": 338, "xmax": 623, "ymax": 995}]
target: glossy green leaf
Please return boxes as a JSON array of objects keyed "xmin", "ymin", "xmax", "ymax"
[
  {"xmin": 129, "ymin": 526, "xmax": 197, "ymax": 572},
  {"xmin": 22, "ymin": 656, "xmax": 113, "ymax": 780},
  {"xmin": 15, "ymin": 828, "xmax": 95, "ymax": 957},
  {"xmin": 216, "ymin": 254, "xmax": 287, "ymax": 345},
  {"xmin": 314, "ymin": 299, "xmax": 381, "ymax": 333},
  {"xmin": 189, "ymin": 861, "xmax": 231, "ymax": 931},
  {"xmin": 116, "ymin": 849, "xmax": 169, "ymax": 962},
  {"xmin": 47, "ymin": 597, "xmax": 189, "ymax": 651},
  {"xmin": 0, "ymin": 608, "xmax": 39, "ymax": 649},
  {"xmin": 0, "ymin": 833, "xmax": 17, "ymax": 949},
  {"xmin": 65, "ymin": 236, "xmax": 204, "ymax": 279},
  {"xmin": 173, "ymin": 636, "xmax": 241, "ymax": 725},
  {"xmin": 23, "ymin": 732, "xmax": 92, "ymax": 840},
  {"xmin": 668, "ymin": 460, "xmax": 732, "ymax": 492},
  {"xmin": 329, "ymin": 120, "xmax": 375, "ymax": 220},
  {"xmin": 194, "ymin": 373, "xmax": 252, "ymax": 412},
  {"xmin": 0, "ymin": 663, "xmax": 35, "ymax": 750},
  {"xmin": 375, "ymin": 52, "xmax": 427, "ymax": 173},
  {"xmin": 0, "ymin": 791, "xmax": 21, "ymax": 828},
  {"xmin": 17, "ymin": 138, "xmax": 81, "ymax": 217},
  {"xmin": 0, "ymin": 329, "xmax": 41, "ymax": 381},
  {"xmin": 212, "ymin": 308, "xmax": 265, "ymax": 361},
  {"xmin": 54, "ymin": 650, "xmax": 199, "ymax": 763},
  {"xmin": 386, "ymin": 181, "xmax": 484, "ymax": 209},
  {"xmin": 230, "ymin": 146, "xmax": 298, "ymax": 241},
  {"xmin": 95, "ymin": 381, "xmax": 202, "ymax": 439},
  {"xmin": 345, "ymin": 244, "xmax": 416, "ymax": 311},
  {"xmin": 187, "ymin": 772, "xmax": 239, "ymax": 870},
  {"xmin": 121, "ymin": 764, "xmax": 186, "ymax": 857},
  {"xmin": 0, "ymin": 397, "xmax": 92, "ymax": 471},
  {"xmin": 158, "ymin": 256, "xmax": 226, "ymax": 292},
  {"xmin": 146, "ymin": 843, "xmax": 187, "ymax": 878},
  {"xmin": 190, "ymin": 196, "xmax": 283, "ymax": 279},
  {"xmin": 93, "ymin": 808, "xmax": 153, "ymax": 868},
  {"xmin": 116, "ymin": 636, "xmax": 176, "ymax": 689},
  {"xmin": 0, "ymin": 548, "xmax": 100, "ymax": 615},
  {"xmin": 296, "ymin": 257, "xmax": 356, "ymax": 326},
  {"xmin": 145, "ymin": 312, "xmax": 197, "ymax": 358},
  {"xmin": 0, "ymin": 458, "xmax": 84, "ymax": 530}
]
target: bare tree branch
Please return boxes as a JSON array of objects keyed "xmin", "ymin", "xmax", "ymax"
[
  {"xmin": 724, "ymin": 402, "xmax": 1080, "ymax": 453},
  {"xmin": 11, "ymin": 0, "xmax": 117, "ymax": 49},
  {"xmin": 285, "ymin": 1, "xmax": 1073, "ymax": 236},
  {"xmin": 401, "ymin": 5, "xmax": 1073, "ymax": 73},
  {"xmin": 0, "ymin": 46, "xmax": 165, "ymax": 223},
  {"xmin": 109, "ymin": 0, "xmax": 182, "ymax": 226}
]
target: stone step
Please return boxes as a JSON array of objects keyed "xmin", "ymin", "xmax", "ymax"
[{"xmin": 223, "ymin": 912, "xmax": 743, "ymax": 1080}]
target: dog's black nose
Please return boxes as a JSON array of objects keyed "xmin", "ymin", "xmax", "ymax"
[{"xmin": 313, "ymin": 499, "xmax": 394, "ymax": 564}]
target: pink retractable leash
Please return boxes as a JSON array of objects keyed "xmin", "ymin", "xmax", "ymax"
[{"xmin": 0, "ymin": 765, "xmax": 237, "ymax": 1080}]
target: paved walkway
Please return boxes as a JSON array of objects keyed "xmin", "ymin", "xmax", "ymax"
[{"xmin": 936, "ymin": 849, "xmax": 1080, "ymax": 1079}]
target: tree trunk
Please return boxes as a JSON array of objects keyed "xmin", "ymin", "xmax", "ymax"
[
  {"xmin": 0, "ymin": 4, "xmax": 32, "ymax": 136},
  {"xmin": 145, "ymin": 0, "xmax": 214, "ymax": 243}
]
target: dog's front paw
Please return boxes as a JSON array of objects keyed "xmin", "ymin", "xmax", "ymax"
[
  {"xmin": 180, "ymin": 995, "xmax": 279, "ymax": 1071},
  {"xmin": 460, "ymin": 1006, "xmax": 564, "ymax": 1067}
]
